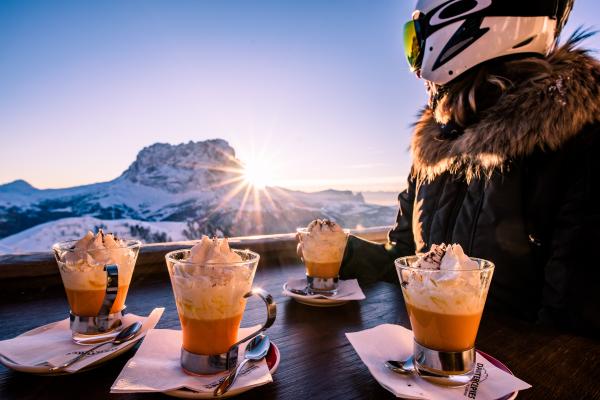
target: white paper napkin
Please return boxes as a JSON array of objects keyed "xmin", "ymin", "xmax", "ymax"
[
  {"xmin": 283, "ymin": 277, "xmax": 366, "ymax": 300},
  {"xmin": 346, "ymin": 324, "xmax": 531, "ymax": 400},
  {"xmin": 111, "ymin": 327, "xmax": 273, "ymax": 394},
  {"xmin": 0, "ymin": 308, "xmax": 164, "ymax": 373}
]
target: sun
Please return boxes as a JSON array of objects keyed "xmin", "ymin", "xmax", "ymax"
[
  {"xmin": 242, "ymin": 158, "xmax": 274, "ymax": 189},
  {"xmin": 209, "ymin": 147, "xmax": 293, "ymax": 227}
]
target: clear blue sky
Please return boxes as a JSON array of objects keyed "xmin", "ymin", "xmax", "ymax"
[{"xmin": 0, "ymin": 0, "xmax": 598, "ymax": 192}]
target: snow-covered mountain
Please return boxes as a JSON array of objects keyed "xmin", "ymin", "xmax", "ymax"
[{"xmin": 0, "ymin": 139, "xmax": 397, "ymax": 253}]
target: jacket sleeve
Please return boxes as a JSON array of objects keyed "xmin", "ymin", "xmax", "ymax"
[
  {"xmin": 537, "ymin": 125, "xmax": 600, "ymax": 335},
  {"xmin": 339, "ymin": 173, "xmax": 417, "ymax": 284}
]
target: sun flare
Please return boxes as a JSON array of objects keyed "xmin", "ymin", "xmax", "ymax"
[
  {"xmin": 242, "ymin": 158, "xmax": 274, "ymax": 189},
  {"xmin": 207, "ymin": 145, "xmax": 291, "ymax": 227}
]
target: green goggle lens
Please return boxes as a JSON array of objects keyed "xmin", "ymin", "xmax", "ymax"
[{"xmin": 403, "ymin": 20, "xmax": 422, "ymax": 71}]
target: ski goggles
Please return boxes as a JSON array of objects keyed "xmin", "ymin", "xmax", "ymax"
[{"xmin": 403, "ymin": 18, "xmax": 424, "ymax": 72}]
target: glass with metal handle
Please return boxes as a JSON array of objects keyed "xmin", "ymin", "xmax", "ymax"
[
  {"xmin": 52, "ymin": 239, "xmax": 141, "ymax": 342},
  {"xmin": 165, "ymin": 248, "xmax": 278, "ymax": 375}
]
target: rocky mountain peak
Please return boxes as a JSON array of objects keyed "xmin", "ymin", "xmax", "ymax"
[{"xmin": 121, "ymin": 139, "xmax": 242, "ymax": 193}]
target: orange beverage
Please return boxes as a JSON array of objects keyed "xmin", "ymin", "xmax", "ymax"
[
  {"xmin": 180, "ymin": 313, "xmax": 244, "ymax": 355},
  {"xmin": 305, "ymin": 260, "xmax": 341, "ymax": 279},
  {"xmin": 53, "ymin": 236, "xmax": 141, "ymax": 341},
  {"xmin": 396, "ymin": 253, "xmax": 494, "ymax": 385},
  {"xmin": 297, "ymin": 222, "xmax": 348, "ymax": 294},
  {"xmin": 64, "ymin": 285, "xmax": 130, "ymax": 316},
  {"xmin": 166, "ymin": 245, "xmax": 276, "ymax": 375},
  {"xmin": 405, "ymin": 302, "xmax": 483, "ymax": 351}
]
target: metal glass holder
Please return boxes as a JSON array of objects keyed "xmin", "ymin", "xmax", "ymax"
[
  {"xmin": 413, "ymin": 340, "xmax": 475, "ymax": 386},
  {"xmin": 181, "ymin": 288, "xmax": 277, "ymax": 375},
  {"xmin": 70, "ymin": 264, "xmax": 124, "ymax": 336},
  {"xmin": 181, "ymin": 346, "xmax": 239, "ymax": 376},
  {"xmin": 307, "ymin": 276, "xmax": 338, "ymax": 295}
]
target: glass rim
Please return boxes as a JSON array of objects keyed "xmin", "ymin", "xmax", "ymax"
[
  {"xmin": 165, "ymin": 248, "xmax": 260, "ymax": 266},
  {"xmin": 394, "ymin": 255, "xmax": 495, "ymax": 272},
  {"xmin": 52, "ymin": 238, "xmax": 142, "ymax": 252}
]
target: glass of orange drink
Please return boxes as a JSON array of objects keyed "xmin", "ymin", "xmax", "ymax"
[
  {"xmin": 53, "ymin": 231, "xmax": 141, "ymax": 342},
  {"xmin": 165, "ymin": 244, "xmax": 276, "ymax": 375},
  {"xmin": 296, "ymin": 219, "xmax": 349, "ymax": 295},
  {"xmin": 395, "ymin": 248, "xmax": 494, "ymax": 386}
]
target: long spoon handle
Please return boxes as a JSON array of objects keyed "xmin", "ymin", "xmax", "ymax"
[
  {"xmin": 49, "ymin": 342, "xmax": 110, "ymax": 372},
  {"xmin": 214, "ymin": 358, "xmax": 250, "ymax": 396}
]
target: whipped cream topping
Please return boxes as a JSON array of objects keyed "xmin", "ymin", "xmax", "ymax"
[
  {"xmin": 190, "ymin": 236, "xmax": 243, "ymax": 264},
  {"xmin": 55, "ymin": 230, "xmax": 137, "ymax": 290},
  {"xmin": 413, "ymin": 243, "xmax": 479, "ymax": 270},
  {"xmin": 299, "ymin": 219, "xmax": 348, "ymax": 263},
  {"xmin": 170, "ymin": 236, "xmax": 253, "ymax": 320},
  {"xmin": 401, "ymin": 244, "xmax": 491, "ymax": 315}
]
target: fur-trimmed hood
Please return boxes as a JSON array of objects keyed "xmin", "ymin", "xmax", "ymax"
[{"xmin": 411, "ymin": 41, "xmax": 600, "ymax": 182}]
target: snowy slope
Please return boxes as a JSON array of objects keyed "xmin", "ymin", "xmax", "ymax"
[{"xmin": 0, "ymin": 216, "xmax": 187, "ymax": 254}]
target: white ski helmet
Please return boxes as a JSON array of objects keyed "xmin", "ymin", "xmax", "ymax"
[{"xmin": 404, "ymin": 0, "xmax": 575, "ymax": 84}]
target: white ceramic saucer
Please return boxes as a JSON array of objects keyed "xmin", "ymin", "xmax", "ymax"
[
  {"xmin": 164, "ymin": 342, "xmax": 280, "ymax": 399},
  {"xmin": 0, "ymin": 321, "xmax": 140, "ymax": 376}
]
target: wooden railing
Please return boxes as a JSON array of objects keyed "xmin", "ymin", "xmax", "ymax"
[{"xmin": 0, "ymin": 226, "xmax": 391, "ymax": 289}]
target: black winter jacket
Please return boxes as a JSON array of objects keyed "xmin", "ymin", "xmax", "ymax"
[{"xmin": 340, "ymin": 43, "xmax": 600, "ymax": 335}]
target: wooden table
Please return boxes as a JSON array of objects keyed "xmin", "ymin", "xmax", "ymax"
[{"xmin": 1, "ymin": 261, "xmax": 599, "ymax": 400}]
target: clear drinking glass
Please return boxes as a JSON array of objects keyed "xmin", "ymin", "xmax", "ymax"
[
  {"xmin": 296, "ymin": 228, "xmax": 349, "ymax": 295},
  {"xmin": 165, "ymin": 249, "xmax": 276, "ymax": 375},
  {"xmin": 52, "ymin": 239, "xmax": 141, "ymax": 341},
  {"xmin": 395, "ymin": 256, "xmax": 494, "ymax": 386}
]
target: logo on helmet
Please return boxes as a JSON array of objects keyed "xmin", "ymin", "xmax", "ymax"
[{"xmin": 429, "ymin": 0, "xmax": 492, "ymax": 27}]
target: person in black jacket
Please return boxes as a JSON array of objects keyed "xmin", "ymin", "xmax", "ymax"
[{"xmin": 339, "ymin": 0, "xmax": 600, "ymax": 335}]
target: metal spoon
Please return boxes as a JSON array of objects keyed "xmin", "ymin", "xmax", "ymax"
[
  {"xmin": 214, "ymin": 334, "xmax": 270, "ymax": 396},
  {"xmin": 384, "ymin": 355, "xmax": 415, "ymax": 375},
  {"xmin": 286, "ymin": 286, "xmax": 312, "ymax": 296},
  {"xmin": 285, "ymin": 284, "xmax": 335, "ymax": 298},
  {"xmin": 385, "ymin": 356, "xmax": 474, "ymax": 386},
  {"xmin": 49, "ymin": 321, "xmax": 142, "ymax": 372}
]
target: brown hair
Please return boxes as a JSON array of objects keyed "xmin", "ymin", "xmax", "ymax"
[{"xmin": 428, "ymin": 56, "xmax": 554, "ymax": 127}]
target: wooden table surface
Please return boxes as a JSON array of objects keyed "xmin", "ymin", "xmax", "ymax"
[{"xmin": 1, "ymin": 261, "xmax": 599, "ymax": 400}]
